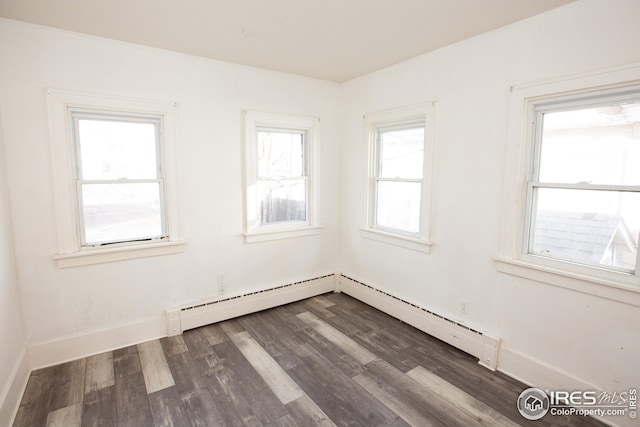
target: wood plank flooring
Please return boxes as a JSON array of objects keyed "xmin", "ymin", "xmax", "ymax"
[{"xmin": 13, "ymin": 293, "xmax": 606, "ymax": 427}]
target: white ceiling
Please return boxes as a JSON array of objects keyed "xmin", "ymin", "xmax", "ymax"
[{"xmin": 0, "ymin": 0, "xmax": 574, "ymax": 82}]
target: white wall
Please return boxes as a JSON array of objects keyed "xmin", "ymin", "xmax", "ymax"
[
  {"xmin": 0, "ymin": 18, "xmax": 341, "ymax": 366},
  {"xmin": 0, "ymin": 94, "xmax": 29, "ymax": 426},
  {"xmin": 339, "ymin": 0, "xmax": 640, "ymax": 424}
]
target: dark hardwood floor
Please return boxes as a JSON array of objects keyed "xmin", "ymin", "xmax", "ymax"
[{"xmin": 13, "ymin": 292, "xmax": 605, "ymax": 426}]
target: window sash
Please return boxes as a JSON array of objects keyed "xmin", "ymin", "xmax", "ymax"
[
  {"xmin": 258, "ymin": 177, "xmax": 308, "ymax": 225},
  {"xmin": 374, "ymin": 121, "xmax": 425, "ymax": 179},
  {"xmin": 256, "ymin": 128, "xmax": 307, "ymax": 180},
  {"xmin": 526, "ymin": 185, "xmax": 640, "ymax": 273},
  {"xmin": 76, "ymin": 180, "xmax": 168, "ymax": 246},
  {"xmin": 71, "ymin": 110, "xmax": 168, "ymax": 247},
  {"xmin": 373, "ymin": 178, "xmax": 422, "ymax": 235},
  {"xmin": 71, "ymin": 112, "xmax": 163, "ymax": 180}
]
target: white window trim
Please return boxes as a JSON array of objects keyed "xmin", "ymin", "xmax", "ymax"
[
  {"xmin": 47, "ymin": 89, "xmax": 184, "ymax": 267},
  {"xmin": 243, "ymin": 110, "xmax": 321, "ymax": 243},
  {"xmin": 496, "ymin": 62, "xmax": 640, "ymax": 306},
  {"xmin": 362, "ymin": 102, "xmax": 436, "ymax": 253}
]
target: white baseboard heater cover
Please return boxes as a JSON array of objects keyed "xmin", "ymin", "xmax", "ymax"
[
  {"xmin": 166, "ymin": 272, "xmax": 499, "ymax": 371},
  {"xmin": 337, "ymin": 274, "xmax": 500, "ymax": 370},
  {"xmin": 166, "ymin": 274, "xmax": 335, "ymax": 336}
]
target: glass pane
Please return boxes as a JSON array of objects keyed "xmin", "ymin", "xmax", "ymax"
[
  {"xmin": 81, "ymin": 183, "xmax": 163, "ymax": 245},
  {"xmin": 375, "ymin": 181, "xmax": 421, "ymax": 233},
  {"xmin": 259, "ymin": 179, "xmax": 306, "ymax": 224},
  {"xmin": 379, "ymin": 127, "xmax": 424, "ymax": 179},
  {"xmin": 78, "ymin": 119, "xmax": 158, "ymax": 180},
  {"xmin": 530, "ymin": 188, "xmax": 639, "ymax": 271},
  {"xmin": 539, "ymin": 100, "xmax": 640, "ymax": 185},
  {"xmin": 257, "ymin": 130, "xmax": 304, "ymax": 178}
]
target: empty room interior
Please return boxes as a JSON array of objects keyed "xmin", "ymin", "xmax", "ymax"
[{"xmin": 1, "ymin": 0, "xmax": 639, "ymax": 425}]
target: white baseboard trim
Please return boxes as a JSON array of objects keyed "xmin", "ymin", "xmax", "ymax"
[
  {"xmin": 0, "ymin": 347, "xmax": 30, "ymax": 427},
  {"xmin": 498, "ymin": 346, "xmax": 630, "ymax": 427},
  {"xmin": 337, "ymin": 273, "xmax": 500, "ymax": 370},
  {"xmin": 28, "ymin": 315, "xmax": 166, "ymax": 370}
]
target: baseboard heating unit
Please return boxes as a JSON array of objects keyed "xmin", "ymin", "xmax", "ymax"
[
  {"xmin": 165, "ymin": 272, "xmax": 500, "ymax": 371},
  {"xmin": 166, "ymin": 274, "xmax": 335, "ymax": 336},
  {"xmin": 337, "ymin": 274, "xmax": 500, "ymax": 370}
]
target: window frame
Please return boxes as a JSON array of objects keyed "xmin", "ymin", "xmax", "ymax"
[
  {"xmin": 256, "ymin": 126, "xmax": 309, "ymax": 228},
  {"xmin": 361, "ymin": 103, "xmax": 436, "ymax": 253},
  {"xmin": 496, "ymin": 62, "xmax": 640, "ymax": 306},
  {"xmin": 524, "ymin": 91, "xmax": 640, "ymax": 276},
  {"xmin": 70, "ymin": 109, "xmax": 169, "ymax": 247},
  {"xmin": 47, "ymin": 89, "xmax": 184, "ymax": 267},
  {"xmin": 243, "ymin": 110, "xmax": 321, "ymax": 243},
  {"xmin": 371, "ymin": 119, "xmax": 426, "ymax": 237}
]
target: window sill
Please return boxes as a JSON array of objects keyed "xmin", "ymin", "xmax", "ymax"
[
  {"xmin": 244, "ymin": 225, "xmax": 322, "ymax": 243},
  {"xmin": 360, "ymin": 228, "xmax": 432, "ymax": 253},
  {"xmin": 54, "ymin": 240, "xmax": 186, "ymax": 268},
  {"xmin": 494, "ymin": 256, "xmax": 640, "ymax": 307}
]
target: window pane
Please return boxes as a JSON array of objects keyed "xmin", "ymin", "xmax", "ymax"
[
  {"xmin": 380, "ymin": 127, "xmax": 424, "ymax": 179},
  {"xmin": 78, "ymin": 119, "xmax": 158, "ymax": 180},
  {"xmin": 530, "ymin": 188, "xmax": 639, "ymax": 271},
  {"xmin": 257, "ymin": 130, "xmax": 304, "ymax": 178},
  {"xmin": 376, "ymin": 181, "xmax": 421, "ymax": 233},
  {"xmin": 539, "ymin": 101, "xmax": 640, "ymax": 185},
  {"xmin": 81, "ymin": 183, "xmax": 163, "ymax": 245},
  {"xmin": 259, "ymin": 179, "xmax": 306, "ymax": 224}
]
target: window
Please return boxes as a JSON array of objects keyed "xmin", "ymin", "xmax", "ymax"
[
  {"xmin": 47, "ymin": 90, "xmax": 183, "ymax": 267},
  {"xmin": 526, "ymin": 90, "xmax": 640, "ymax": 275},
  {"xmin": 372, "ymin": 121, "xmax": 425, "ymax": 234},
  {"xmin": 496, "ymin": 64, "xmax": 640, "ymax": 306},
  {"xmin": 362, "ymin": 103, "xmax": 435, "ymax": 252},
  {"xmin": 244, "ymin": 111, "xmax": 320, "ymax": 243},
  {"xmin": 257, "ymin": 127, "xmax": 308, "ymax": 225},
  {"xmin": 71, "ymin": 111, "xmax": 167, "ymax": 246}
]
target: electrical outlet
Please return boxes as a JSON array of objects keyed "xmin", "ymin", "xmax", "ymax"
[
  {"xmin": 218, "ymin": 283, "xmax": 224, "ymax": 296},
  {"xmin": 217, "ymin": 272, "xmax": 225, "ymax": 284}
]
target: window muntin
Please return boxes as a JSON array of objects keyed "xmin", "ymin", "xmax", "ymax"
[
  {"xmin": 256, "ymin": 128, "xmax": 308, "ymax": 225},
  {"xmin": 71, "ymin": 111, "xmax": 167, "ymax": 247},
  {"xmin": 527, "ymin": 95, "xmax": 640, "ymax": 274},
  {"xmin": 372, "ymin": 121, "xmax": 425, "ymax": 235}
]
